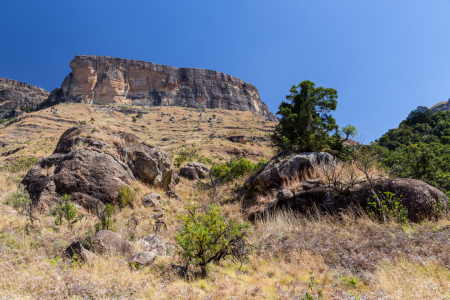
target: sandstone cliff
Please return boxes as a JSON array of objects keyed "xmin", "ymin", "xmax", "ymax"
[
  {"xmin": 54, "ymin": 55, "xmax": 278, "ymax": 121},
  {"xmin": 0, "ymin": 77, "xmax": 49, "ymax": 114}
]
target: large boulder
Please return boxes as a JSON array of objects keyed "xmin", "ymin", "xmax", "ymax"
[
  {"xmin": 94, "ymin": 230, "xmax": 135, "ymax": 257},
  {"xmin": 271, "ymin": 178, "xmax": 448, "ymax": 222},
  {"xmin": 247, "ymin": 152, "xmax": 335, "ymax": 189},
  {"xmin": 179, "ymin": 162, "xmax": 209, "ymax": 180},
  {"xmin": 21, "ymin": 125, "xmax": 176, "ymax": 210}
]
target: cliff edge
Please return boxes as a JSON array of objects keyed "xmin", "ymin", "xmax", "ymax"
[{"xmin": 53, "ymin": 55, "xmax": 278, "ymax": 121}]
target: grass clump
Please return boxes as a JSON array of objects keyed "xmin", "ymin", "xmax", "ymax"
[
  {"xmin": 118, "ymin": 185, "xmax": 139, "ymax": 209},
  {"xmin": 6, "ymin": 184, "xmax": 30, "ymax": 209},
  {"xmin": 2, "ymin": 157, "xmax": 38, "ymax": 173}
]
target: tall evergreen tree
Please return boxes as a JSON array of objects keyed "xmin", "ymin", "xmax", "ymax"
[{"xmin": 271, "ymin": 80, "xmax": 339, "ymax": 152}]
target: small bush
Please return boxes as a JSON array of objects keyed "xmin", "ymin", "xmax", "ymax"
[
  {"xmin": 51, "ymin": 194, "xmax": 83, "ymax": 228},
  {"xmin": 210, "ymin": 158, "xmax": 266, "ymax": 182},
  {"xmin": 6, "ymin": 185, "xmax": 30, "ymax": 209},
  {"xmin": 118, "ymin": 185, "xmax": 139, "ymax": 209},
  {"xmin": 175, "ymin": 149, "xmax": 199, "ymax": 167},
  {"xmin": 175, "ymin": 204, "xmax": 252, "ymax": 277},
  {"xmin": 95, "ymin": 204, "xmax": 116, "ymax": 232},
  {"xmin": 367, "ymin": 191, "xmax": 408, "ymax": 224}
]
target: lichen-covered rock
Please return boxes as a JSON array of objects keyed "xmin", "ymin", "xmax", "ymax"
[
  {"xmin": 94, "ymin": 230, "xmax": 135, "ymax": 257},
  {"xmin": 179, "ymin": 162, "xmax": 209, "ymax": 180},
  {"xmin": 136, "ymin": 234, "xmax": 167, "ymax": 256},
  {"xmin": 129, "ymin": 251, "xmax": 156, "ymax": 267},
  {"xmin": 51, "ymin": 55, "xmax": 278, "ymax": 122},
  {"xmin": 21, "ymin": 124, "xmax": 176, "ymax": 210},
  {"xmin": 247, "ymin": 152, "xmax": 335, "ymax": 190},
  {"xmin": 272, "ymin": 178, "xmax": 448, "ymax": 223}
]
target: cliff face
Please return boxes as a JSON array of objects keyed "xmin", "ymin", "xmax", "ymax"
[
  {"xmin": 0, "ymin": 77, "xmax": 49, "ymax": 111},
  {"xmin": 56, "ymin": 55, "xmax": 278, "ymax": 121},
  {"xmin": 430, "ymin": 99, "xmax": 450, "ymax": 113}
]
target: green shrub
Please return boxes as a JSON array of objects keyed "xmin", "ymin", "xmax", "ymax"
[
  {"xmin": 6, "ymin": 185, "xmax": 30, "ymax": 209},
  {"xmin": 95, "ymin": 204, "xmax": 116, "ymax": 232},
  {"xmin": 51, "ymin": 194, "xmax": 83, "ymax": 228},
  {"xmin": 210, "ymin": 158, "xmax": 266, "ymax": 182},
  {"xmin": 175, "ymin": 149, "xmax": 199, "ymax": 167},
  {"xmin": 367, "ymin": 191, "xmax": 408, "ymax": 224},
  {"xmin": 118, "ymin": 185, "xmax": 139, "ymax": 209},
  {"xmin": 2, "ymin": 157, "xmax": 38, "ymax": 173},
  {"xmin": 175, "ymin": 204, "xmax": 251, "ymax": 277}
]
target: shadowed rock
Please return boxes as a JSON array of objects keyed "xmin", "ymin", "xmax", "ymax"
[
  {"xmin": 21, "ymin": 124, "xmax": 176, "ymax": 210},
  {"xmin": 272, "ymin": 178, "xmax": 448, "ymax": 223},
  {"xmin": 179, "ymin": 162, "xmax": 209, "ymax": 180},
  {"xmin": 65, "ymin": 241, "xmax": 95, "ymax": 265},
  {"xmin": 247, "ymin": 152, "xmax": 335, "ymax": 190}
]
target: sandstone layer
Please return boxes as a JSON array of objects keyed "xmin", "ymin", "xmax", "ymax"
[
  {"xmin": 0, "ymin": 77, "xmax": 49, "ymax": 115},
  {"xmin": 53, "ymin": 55, "xmax": 278, "ymax": 121}
]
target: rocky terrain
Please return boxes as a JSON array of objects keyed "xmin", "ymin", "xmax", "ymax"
[
  {"xmin": 48, "ymin": 55, "xmax": 278, "ymax": 122},
  {"xmin": 0, "ymin": 77, "xmax": 49, "ymax": 117}
]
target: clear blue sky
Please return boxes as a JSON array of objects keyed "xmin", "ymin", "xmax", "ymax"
[{"xmin": 1, "ymin": 0, "xmax": 450, "ymax": 142}]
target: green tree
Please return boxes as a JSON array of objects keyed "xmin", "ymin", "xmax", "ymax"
[
  {"xmin": 175, "ymin": 204, "xmax": 251, "ymax": 277},
  {"xmin": 271, "ymin": 80, "xmax": 339, "ymax": 152},
  {"xmin": 341, "ymin": 124, "xmax": 358, "ymax": 141}
]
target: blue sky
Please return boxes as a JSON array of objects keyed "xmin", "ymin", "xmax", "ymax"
[{"xmin": 1, "ymin": 0, "xmax": 450, "ymax": 142}]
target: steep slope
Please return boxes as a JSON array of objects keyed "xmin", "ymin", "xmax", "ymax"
[
  {"xmin": 0, "ymin": 77, "xmax": 49, "ymax": 117},
  {"xmin": 50, "ymin": 55, "xmax": 278, "ymax": 122},
  {"xmin": 0, "ymin": 102, "xmax": 277, "ymax": 169},
  {"xmin": 430, "ymin": 99, "xmax": 450, "ymax": 113}
]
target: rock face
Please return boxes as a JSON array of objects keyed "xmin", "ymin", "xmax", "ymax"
[
  {"xmin": 65, "ymin": 241, "xmax": 95, "ymax": 264},
  {"xmin": 430, "ymin": 99, "xmax": 450, "ymax": 113},
  {"xmin": 247, "ymin": 152, "xmax": 335, "ymax": 190},
  {"xmin": 0, "ymin": 77, "xmax": 49, "ymax": 117},
  {"xmin": 94, "ymin": 230, "xmax": 135, "ymax": 256},
  {"xmin": 179, "ymin": 162, "xmax": 209, "ymax": 180},
  {"xmin": 271, "ymin": 178, "xmax": 448, "ymax": 223},
  {"xmin": 21, "ymin": 124, "xmax": 176, "ymax": 210},
  {"xmin": 51, "ymin": 55, "xmax": 278, "ymax": 122}
]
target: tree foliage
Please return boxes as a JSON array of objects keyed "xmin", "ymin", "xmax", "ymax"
[
  {"xmin": 175, "ymin": 204, "xmax": 251, "ymax": 277},
  {"xmin": 271, "ymin": 80, "xmax": 340, "ymax": 152}
]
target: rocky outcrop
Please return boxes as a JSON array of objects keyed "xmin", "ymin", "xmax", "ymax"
[
  {"xmin": 271, "ymin": 178, "xmax": 448, "ymax": 223},
  {"xmin": 0, "ymin": 77, "xmax": 49, "ymax": 117},
  {"xmin": 21, "ymin": 124, "xmax": 176, "ymax": 211},
  {"xmin": 94, "ymin": 230, "xmax": 135, "ymax": 257},
  {"xmin": 247, "ymin": 152, "xmax": 335, "ymax": 190},
  {"xmin": 51, "ymin": 55, "xmax": 278, "ymax": 122},
  {"xmin": 179, "ymin": 162, "xmax": 209, "ymax": 180},
  {"xmin": 430, "ymin": 99, "xmax": 450, "ymax": 113},
  {"xmin": 129, "ymin": 251, "xmax": 156, "ymax": 267}
]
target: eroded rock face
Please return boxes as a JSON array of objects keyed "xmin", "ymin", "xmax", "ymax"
[
  {"xmin": 247, "ymin": 152, "xmax": 335, "ymax": 190},
  {"xmin": 0, "ymin": 77, "xmax": 49, "ymax": 117},
  {"xmin": 272, "ymin": 178, "xmax": 448, "ymax": 222},
  {"xmin": 52, "ymin": 55, "xmax": 278, "ymax": 122},
  {"xmin": 21, "ymin": 124, "xmax": 176, "ymax": 210}
]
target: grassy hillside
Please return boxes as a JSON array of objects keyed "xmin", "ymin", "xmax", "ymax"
[{"xmin": 1, "ymin": 104, "xmax": 450, "ymax": 299}]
